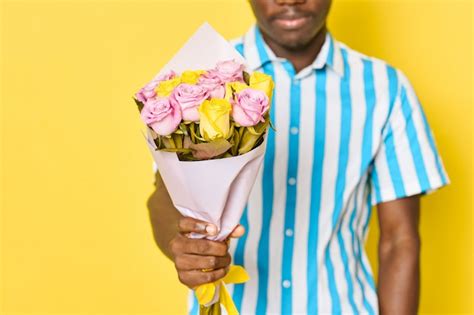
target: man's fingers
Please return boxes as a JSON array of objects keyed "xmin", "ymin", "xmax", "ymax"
[
  {"xmin": 178, "ymin": 217, "xmax": 217, "ymax": 236},
  {"xmin": 170, "ymin": 234, "xmax": 228, "ymax": 257},
  {"xmin": 230, "ymin": 224, "xmax": 246, "ymax": 238},
  {"xmin": 178, "ymin": 267, "xmax": 229, "ymax": 289},
  {"xmin": 182, "ymin": 237, "xmax": 228, "ymax": 257},
  {"xmin": 175, "ymin": 253, "xmax": 231, "ymax": 271}
]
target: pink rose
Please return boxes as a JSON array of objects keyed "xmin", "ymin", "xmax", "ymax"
[
  {"xmin": 232, "ymin": 88, "xmax": 270, "ymax": 127},
  {"xmin": 135, "ymin": 80, "xmax": 158, "ymax": 103},
  {"xmin": 135, "ymin": 70, "xmax": 177, "ymax": 103},
  {"xmin": 198, "ymin": 71, "xmax": 226, "ymax": 99},
  {"xmin": 214, "ymin": 60, "xmax": 245, "ymax": 82},
  {"xmin": 170, "ymin": 83, "xmax": 210, "ymax": 121},
  {"xmin": 140, "ymin": 97, "xmax": 182, "ymax": 136},
  {"xmin": 153, "ymin": 70, "xmax": 177, "ymax": 82}
]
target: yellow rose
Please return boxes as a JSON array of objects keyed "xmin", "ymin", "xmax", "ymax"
[
  {"xmin": 181, "ymin": 70, "xmax": 206, "ymax": 85},
  {"xmin": 198, "ymin": 99, "xmax": 232, "ymax": 141},
  {"xmin": 224, "ymin": 81, "xmax": 249, "ymax": 101},
  {"xmin": 155, "ymin": 77, "xmax": 181, "ymax": 97},
  {"xmin": 249, "ymin": 72, "xmax": 274, "ymax": 101}
]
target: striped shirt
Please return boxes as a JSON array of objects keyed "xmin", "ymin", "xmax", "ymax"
[{"xmin": 186, "ymin": 24, "xmax": 449, "ymax": 314}]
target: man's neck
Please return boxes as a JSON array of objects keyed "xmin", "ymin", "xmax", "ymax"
[{"xmin": 259, "ymin": 26, "xmax": 327, "ymax": 74}]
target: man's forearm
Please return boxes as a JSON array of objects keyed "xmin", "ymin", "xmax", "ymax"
[
  {"xmin": 147, "ymin": 171, "xmax": 182, "ymax": 260},
  {"xmin": 377, "ymin": 236, "xmax": 420, "ymax": 315}
]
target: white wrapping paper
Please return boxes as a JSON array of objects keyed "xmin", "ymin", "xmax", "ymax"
[
  {"xmin": 142, "ymin": 22, "xmax": 267, "ymax": 240},
  {"xmin": 145, "ymin": 129, "xmax": 266, "ymax": 241}
]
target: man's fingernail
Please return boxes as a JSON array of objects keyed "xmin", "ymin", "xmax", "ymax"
[
  {"xmin": 196, "ymin": 223, "xmax": 206, "ymax": 232},
  {"xmin": 205, "ymin": 224, "xmax": 217, "ymax": 235}
]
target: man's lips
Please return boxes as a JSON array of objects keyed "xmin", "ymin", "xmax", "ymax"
[{"xmin": 273, "ymin": 15, "xmax": 311, "ymax": 30}]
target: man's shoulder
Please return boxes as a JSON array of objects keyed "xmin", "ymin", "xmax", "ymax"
[
  {"xmin": 336, "ymin": 38, "xmax": 398, "ymax": 73},
  {"xmin": 335, "ymin": 38, "xmax": 416, "ymax": 92}
]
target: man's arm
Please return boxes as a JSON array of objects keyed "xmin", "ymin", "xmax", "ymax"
[
  {"xmin": 147, "ymin": 170, "xmax": 244, "ymax": 288},
  {"xmin": 377, "ymin": 195, "xmax": 421, "ymax": 315},
  {"xmin": 147, "ymin": 170, "xmax": 186, "ymax": 260}
]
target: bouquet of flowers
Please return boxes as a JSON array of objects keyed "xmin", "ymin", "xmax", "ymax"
[
  {"xmin": 134, "ymin": 23, "xmax": 274, "ymax": 314},
  {"xmin": 135, "ymin": 60, "xmax": 273, "ymax": 161}
]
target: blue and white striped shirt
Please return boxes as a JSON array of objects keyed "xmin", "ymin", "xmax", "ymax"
[{"xmin": 187, "ymin": 24, "xmax": 449, "ymax": 314}]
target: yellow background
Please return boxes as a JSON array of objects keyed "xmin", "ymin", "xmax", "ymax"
[{"xmin": 1, "ymin": 0, "xmax": 472, "ymax": 314}]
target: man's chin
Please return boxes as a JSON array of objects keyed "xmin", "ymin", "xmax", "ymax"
[{"xmin": 276, "ymin": 34, "xmax": 313, "ymax": 51}]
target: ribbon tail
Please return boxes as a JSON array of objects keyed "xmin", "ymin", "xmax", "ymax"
[
  {"xmin": 195, "ymin": 283, "xmax": 217, "ymax": 306},
  {"xmin": 223, "ymin": 265, "xmax": 250, "ymax": 284},
  {"xmin": 219, "ymin": 280, "xmax": 239, "ymax": 315},
  {"xmin": 195, "ymin": 265, "xmax": 249, "ymax": 313}
]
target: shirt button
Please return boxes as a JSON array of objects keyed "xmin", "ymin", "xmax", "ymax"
[
  {"xmin": 285, "ymin": 229, "xmax": 293, "ymax": 237},
  {"xmin": 288, "ymin": 177, "xmax": 296, "ymax": 186},
  {"xmin": 290, "ymin": 126, "xmax": 299, "ymax": 135},
  {"xmin": 282, "ymin": 280, "xmax": 291, "ymax": 288}
]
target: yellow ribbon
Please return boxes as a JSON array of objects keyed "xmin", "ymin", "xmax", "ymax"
[{"xmin": 195, "ymin": 265, "xmax": 250, "ymax": 315}]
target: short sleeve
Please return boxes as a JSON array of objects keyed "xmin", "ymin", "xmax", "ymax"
[{"xmin": 369, "ymin": 68, "xmax": 450, "ymax": 205}]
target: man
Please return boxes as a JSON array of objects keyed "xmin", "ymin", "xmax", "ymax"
[{"xmin": 147, "ymin": 0, "xmax": 449, "ymax": 314}]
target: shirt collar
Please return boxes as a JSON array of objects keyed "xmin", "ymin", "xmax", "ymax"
[{"xmin": 242, "ymin": 24, "xmax": 345, "ymax": 77}]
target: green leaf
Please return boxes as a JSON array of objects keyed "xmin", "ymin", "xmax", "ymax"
[
  {"xmin": 161, "ymin": 148, "xmax": 193, "ymax": 154},
  {"xmin": 172, "ymin": 134, "xmax": 183, "ymax": 149},
  {"xmin": 238, "ymin": 129, "xmax": 260, "ymax": 155},
  {"xmin": 162, "ymin": 137, "xmax": 175, "ymax": 149},
  {"xmin": 177, "ymin": 154, "xmax": 200, "ymax": 161},
  {"xmin": 226, "ymin": 121, "xmax": 235, "ymax": 140},
  {"xmin": 189, "ymin": 138, "xmax": 232, "ymax": 160},
  {"xmin": 154, "ymin": 136, "xmax": 165, "ymax": 149},
  {"xmin": 243, "ymin": 71, "xmax": 250, "ymax": 85},
  {"xmin": 231, "ymin": 128, "xmax": 241, "ymax": 156},
  {"xmin": 223, "ymin": 152, "xmax": 234, "ymax": 158},
  {"xmin": 179, "ymin": 123, "xmax": 189, "ymax": 136},
  {"xmin": 269, "ymin": 119, "xmax": 276, "ymax": 131},
  {"xmin": 133, "ymin": 97, "xmax": 144, "ymax": 113},
  {"xmin": 189, "ymin": 122, "xmax": 206, "ymax": 142}
]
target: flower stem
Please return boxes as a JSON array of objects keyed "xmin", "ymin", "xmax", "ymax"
[
  {"xmin": 190, "ymin": 123, "xmax": 196, "ymax": 143},
  {"xmin": 167, "ymin": 136, "xmax": 176, "ymax": 149},
  {"xmin": 172, "ymin": 134, "xmax": 183, "ymax": 148}
]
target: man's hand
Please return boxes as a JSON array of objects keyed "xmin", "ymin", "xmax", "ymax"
[
  {"xmin": 169, "ymin": 216, "xmax": 245, "ymax": 289},
  {"xmin": 147, "ymin": 170, "xmax": 246, "ymax": 289}
]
